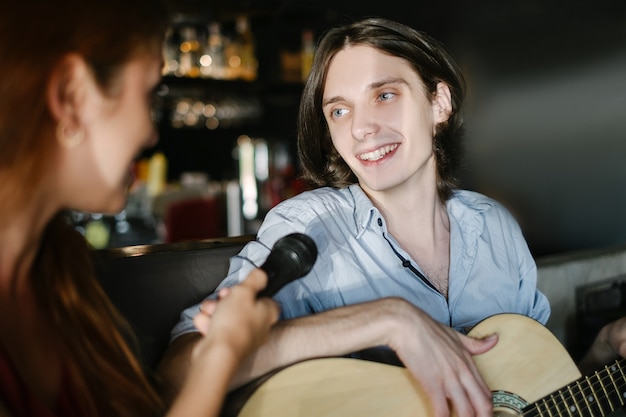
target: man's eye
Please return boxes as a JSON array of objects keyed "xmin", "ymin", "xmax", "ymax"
[
  {"xmin": 332, "ymin": 108, "xmax": 348, "ymax": 118},
  {"xmin": 379, "ymin": 91, "xmax": 395, "ymax": 101}
]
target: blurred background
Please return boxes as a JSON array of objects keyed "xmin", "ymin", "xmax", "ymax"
[{"xmin": 74, "ymin": 0, "xmax": 626, "ymax": 258}]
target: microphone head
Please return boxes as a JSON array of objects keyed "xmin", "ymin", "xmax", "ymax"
[
  {"xmin": 257, "ymin": 232, "xmax": 318, "ymax": 298},
  {"xmin": 273, "ymin": 233, "xmax": 318, "ymax": 278}
]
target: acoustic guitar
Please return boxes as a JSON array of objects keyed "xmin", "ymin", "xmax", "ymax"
[{"xmin": 231, "ymin": 313, "xmax": 626, "ymax": 417}]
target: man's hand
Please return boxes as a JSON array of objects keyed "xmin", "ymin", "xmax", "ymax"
[{"xmin": 386, "ymin": 301, "xmax": 498, "ymax": 417}]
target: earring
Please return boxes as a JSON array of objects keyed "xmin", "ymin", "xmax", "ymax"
[{"xmin": 56, "ymin": 121, "xmax": 85, "ymax": 148}]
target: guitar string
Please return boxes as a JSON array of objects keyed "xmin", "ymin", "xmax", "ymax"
[
  {"xmin": 520, "ymin": 383, "xmax": 626, "ymax": 417},
  {"xmin": 520, "ymin": 360, "xmax": 626, "ymax": 416},
  {"xmin": 520, "ymin": 376, "xmax": 626, "ymax": 416},
  {"xmin": 521, "ymin": 361, "xmax": 626, "ymax": 415}
]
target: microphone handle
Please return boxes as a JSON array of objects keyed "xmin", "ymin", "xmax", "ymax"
[
  {"xmin": 254, "ymin": 232, "xmax": 317, "ymax": 299},
  {"xmin": 256, "ymin": 256, "xmax": 292, "ymax": 298}
]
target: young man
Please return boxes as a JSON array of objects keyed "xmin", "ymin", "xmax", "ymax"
[{"xmin": 157, "ymin": 17, "xmax": 625, "ymax": 417}]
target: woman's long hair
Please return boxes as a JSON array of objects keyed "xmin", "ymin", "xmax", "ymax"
[{"xmin": 0, "ymin": 1, "xmax": 168, "ymax": 415}]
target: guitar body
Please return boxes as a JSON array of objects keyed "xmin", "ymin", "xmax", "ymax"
[{"xmin": 236, "ymin": 314, "xmax": 582, "ymax": 417}]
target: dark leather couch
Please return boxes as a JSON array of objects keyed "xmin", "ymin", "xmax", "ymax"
[{"xmin": 93, "ymin": 235, "xmax": 254, "ymax": 373}]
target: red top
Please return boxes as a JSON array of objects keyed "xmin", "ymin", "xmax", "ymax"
[{"xmin": 0, "ymin": 345, "xmax": 83, "ymax": 417}]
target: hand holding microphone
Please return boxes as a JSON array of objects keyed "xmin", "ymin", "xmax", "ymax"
[
  {"xmin": 189, "ymin": 233, "xmax": 317, "ymax": 416},
  {"xmin": 195, "ymin": 233, "xmax": 317, "ymax": 335}
]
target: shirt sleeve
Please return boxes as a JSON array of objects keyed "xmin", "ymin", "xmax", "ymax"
[
  {"xmin": 508, "ymin": 207, "xmax": 552, "ymax": 325},
  {"xmin": 518, "ymin": 249, "xmax": 551, "ymax": 325},
  {"xmin": 169, "ymin": 203, "xmax": 312, "ymax": 342}
]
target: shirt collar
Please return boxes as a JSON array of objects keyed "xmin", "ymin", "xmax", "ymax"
[
  {"xmin": 448, "ymin": 190, "xmax": 493, "ymax": 220},
  {"xmin": 447, "ymin": 190, "xmax": 493, "ymax": 241},
  {"xmin": 347, "ymin": 184, "xmax": 380, "ymax": 238},
  {"xmin": 347, "ymin": 186, "xmax": 493, "ymax": 238}
]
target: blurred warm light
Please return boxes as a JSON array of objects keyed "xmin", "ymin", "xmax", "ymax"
[
  {"xmin": 229, "ymin": 55, "xmax": 241, "ymax": 68},
  {"xmin": 200, "ymin": 54, "xmax": 212, "ymax": 67},
  {"xmin": 180, "ymin": 40, "xmax": 199, "ymax": 53}
]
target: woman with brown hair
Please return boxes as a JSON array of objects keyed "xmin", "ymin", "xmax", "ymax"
[{"xmin": 0, "ymin": 1, "xmax": 278, "ymax": 416}]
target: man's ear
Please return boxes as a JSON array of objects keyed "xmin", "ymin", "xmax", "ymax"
[
  {"xmin": 46, "ymin": 53, "xmax": 90, "ymax": 127},
  {"xmin": 432, "ymin": 82, "xmax": 452, "ymax": 124}
]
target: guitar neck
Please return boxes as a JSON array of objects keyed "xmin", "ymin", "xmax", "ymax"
[{"xmin": 524, "ymin": 358, "xmax": 626, "ymax": 417}]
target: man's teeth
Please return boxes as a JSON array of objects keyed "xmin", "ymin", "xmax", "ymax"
[{"xmin": 358, "ymin": 144, "xmax": 398, "ymax": 161}]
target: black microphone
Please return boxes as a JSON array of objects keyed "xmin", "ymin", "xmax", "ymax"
[{"xmin": 256, "ymin": 233, "xmax": 318, "ymax": 298}]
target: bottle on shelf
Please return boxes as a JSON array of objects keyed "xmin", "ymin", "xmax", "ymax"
[
  {"xmin": 178, "ymin": 25, "xmax": 201, "ymax": 77},
  {"xmin": 162, "ymin": 27, "xmax": 179, "ymax": 76},
  {"xmin": 301, "ymin": 29, "xmax": 315, "ymax": 82},
  {"xmin": 200, "ymin": 22, "xmax": 227, "ymax": 79},
  {"xmin": 227, "ymin": 15, "xmax": 257, "ymax": 81},
  {"xmin": 147, "ymin": 152, "xmax": 168, "ymax": 197}
]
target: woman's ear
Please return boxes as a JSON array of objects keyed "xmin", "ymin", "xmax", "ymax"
[
  {"xmin": 46, "ymin": 53, "xmax": 90, "ymax": 127},
  {"xmin": 47, "ymin": 54, "xmax": 93, "ymax": 148},
  {"xmin": 432, "ymin": 82, "xmax": 452, "ymax": 124}
]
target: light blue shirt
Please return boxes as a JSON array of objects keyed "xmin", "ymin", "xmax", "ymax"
[{"xmin": 171, "ymin": 185, "xmax": 550, "ymax": 340}]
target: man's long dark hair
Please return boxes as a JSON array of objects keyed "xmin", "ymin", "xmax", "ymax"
[{"xmin": 297, "ymin": 17, "xmax": 466, "ymax": 202}]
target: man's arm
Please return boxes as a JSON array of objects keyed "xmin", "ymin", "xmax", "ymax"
[{"xmin": 157, "ymin": 297, "xmax": 497, "ymax": 417}]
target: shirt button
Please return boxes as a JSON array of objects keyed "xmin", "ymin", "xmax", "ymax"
[
  {"xmin": 377, "ymin": 218, "xmax": 383, "ymax": 226},
  {"xmin": 402, "ymin": 260, "xmax": 411, "ymax": 267}
]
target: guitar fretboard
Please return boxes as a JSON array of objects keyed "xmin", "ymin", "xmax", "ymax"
[{"xmin": 523, "ymin": 358, "xmax": 626, "ymax": 417}]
